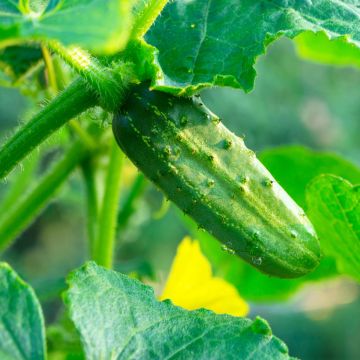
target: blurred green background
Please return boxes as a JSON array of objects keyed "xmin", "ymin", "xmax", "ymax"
[{"xmin": 1, "ymin": 38, "xmax": 359, "ymax": 359}]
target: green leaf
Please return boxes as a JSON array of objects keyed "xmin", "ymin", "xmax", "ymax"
[
  {"xmin": 259, "ymin": 146, "xmax": 360, "ymax": 209},
  {"xmin": 295, "ymin": 31, "xmax": 360, "ymax": 68},
  {"xmin": 144, "ymin": 0, "xmax": 360, "ymax": 94},
  {"xmin": 65, "ymin": 262, "xmax": 293, "ymax": 359},
  {"xmin": 306, "ymin": 175, "xmax": 360, "ymax": 281},
  {"xmin": 0, "ymin": 263, "xmax": 46, "ymax": 360},
  {"xmin": 0, "ymin": 0, "xmax": 133, "ymax": 54}
]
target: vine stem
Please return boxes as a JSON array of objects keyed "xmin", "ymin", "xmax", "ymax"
[
  {"xmin": 0, "ymin": 139, "xmax": 91, "ymax": 252},
  {"xmin": 42, "ymin": 44, "xmax": 97, "ymax": 148},
  {"xmin": 48, "ymin": 41, "xmax": 134, "ymax": 111},
  {"xmin": 94, "ymin": 140, "xmax": 124, "ymax": 268},
  {"xmin": 131, "ymin": 0, "xmax": 169, "ymax": 39},
  {"xmin": 0, "ymin": 78, "xmax": 97, "ymax": 180}
]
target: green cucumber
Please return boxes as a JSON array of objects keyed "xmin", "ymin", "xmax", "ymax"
[{"xmin": 112, "ymin": 84, "xmax": 321, "ymax": 278}]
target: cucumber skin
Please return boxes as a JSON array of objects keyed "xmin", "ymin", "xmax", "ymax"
[{"xmin": 113, "ymin": 85, "xmax": 321, "ymax": 278}]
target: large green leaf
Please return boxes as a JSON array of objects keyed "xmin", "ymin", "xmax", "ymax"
[
  {"xmin": 65, "ymin": 262, "xmax": 293, "ymax": 360},
  {"xmin": 145, "ymin": 0, "xmax": 360, "ymax": 94},
  {"xmin": 0, "ymin": 263, "xmax": 46, "ymax": 360},
  {"xmin": 260, "ymin": 146, "xmax": 360, "ymax": 209},
  {"xmin": 307, "ymin": 175, "xmax": 360, "ymax": 281},
  {"xmin": 0, "ymin": 0, "xmax": 132, "ymax": 54}
]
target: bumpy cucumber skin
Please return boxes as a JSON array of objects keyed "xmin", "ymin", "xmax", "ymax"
[{"xmin": 113, "ymin": 85, "xmax": 321, "ymax": 278}]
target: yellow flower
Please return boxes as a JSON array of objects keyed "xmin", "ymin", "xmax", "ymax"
[{"xmin": 160, "ymin": 237, "xmax": 249, "ymax": 317}]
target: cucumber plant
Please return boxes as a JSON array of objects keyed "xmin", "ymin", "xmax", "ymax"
[{"xmin": 0, "ymin": 0, "xmax": 359, "ymax": 359}]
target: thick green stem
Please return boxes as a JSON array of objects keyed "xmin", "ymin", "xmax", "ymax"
[
  {"xmin": 48, "ymin": 41, "xmax": 134, "ymax": 111},
  {"xmin": 43, "ymin": 47, "xmax": 98, "ymax": 148},
  {"xmin": 0, "ymin": 139, "xmax": 90, "ymax": 252},
  {"xmin": 94, "ymin": 140, "xmax": 124, "ymax": 268},
  {"xmin": 131, "ymin": 0, "xmax": 169, "ymax": 39},
  {"xmin": 0, "ymin": 78, "xmax": 97, "ymax": 180},
  {"xmin": 81, "ymin": 158, "xmax": 99, "ymax": 257},
  {"xmin": 48, "ymin": 41, "xmax": 105, "ymax": 84},
  {"xmin": 117, "ymin": 173, "xmax": 147, "ymax": 232}
]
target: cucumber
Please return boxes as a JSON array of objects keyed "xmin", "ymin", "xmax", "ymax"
[{"xmin": 112, "ymin": 84, "xmax": 321, "ymax": 278}]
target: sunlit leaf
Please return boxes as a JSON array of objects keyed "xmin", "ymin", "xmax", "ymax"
[
  {"xmin": 0, "ymin": 262, "xmax": 46, "ymax": 360},
  {"xmin": 295, "ymin": 31, "xmax": 360, "ymax": 68},
  {"xmin": 144, "ymin": 0, "xmax": 360, "ymax": 94},
  {"xmin": 307, "ymin": 175, "xmax": 360, "ymax": 281},
  {"xmin": 65, "ymin": 262, "xmax": 292, "ymax": 359},
  {"xmin": 0, "ymin": 0, "xmax": 133, "ymax": 54}
]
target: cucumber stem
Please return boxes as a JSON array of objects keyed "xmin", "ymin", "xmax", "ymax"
[
  {"xmin": 48, "ymin": 41, "xmax": 134, "ymax": 111},
  {"xmin": 0, "ymin": 139, "xmax": 91, "ymax": 252},
  {"xmin": 42, "ymin": 43, "xmax": 97, "ymax": 148},
  {"xmin": 93, "ymin": 140, "xmax": 124, "ymax": 268},
  {"xmin": 0, "ymin": 78, "xmax": 97, "ymax": 180}
]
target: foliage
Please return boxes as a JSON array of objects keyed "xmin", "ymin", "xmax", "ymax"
[
  {"xmin": 307, "ymin": 175, "xmax": 360, "ymax": 281},
  {"xmin": 65, "ymin": 262, "xmax": 291, "ymax": 360},
  {"xmin": 295, "ymin": 31, "xmax": 360, "ymax": 68},
  {"xmin": 0, "ymin": 0, "xmax": 359, "ymax": 358},
  {"xmin": 145, "ymin": 0, "xmax": 360, "ymax": 94},
  {"xmin": 0, "ymin": 0, "xmax": 132, "ymax": 53},
  {"xmin": 0, "ymin": 263, "xmax": 46, "ymax": 360}
]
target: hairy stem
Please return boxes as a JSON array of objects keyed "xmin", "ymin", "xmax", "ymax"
[
  {"xmin": 131, "ymin": 0, "xmax": 169, "ymax": 39},
  {"xmin": 48, "ymin": 42, "xmax": 107, "ymax": 89},
  {"xmin": 44, "ymin": 45, "xmax": 97, "ymax": 147},
  {"xmin": 0, "ymin": 139, "xmax": 91, "ymax": 252},
  {"xmin": 94, "ymin": 140, "xmax": 124, "ymax": 268},
  {"xmin": 0, "ymin": 78, "xmax": 97, "ymax": 180},
  {"xmin": 48, "ymin": 41, "xmax": 134, "ymax": 111}
]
